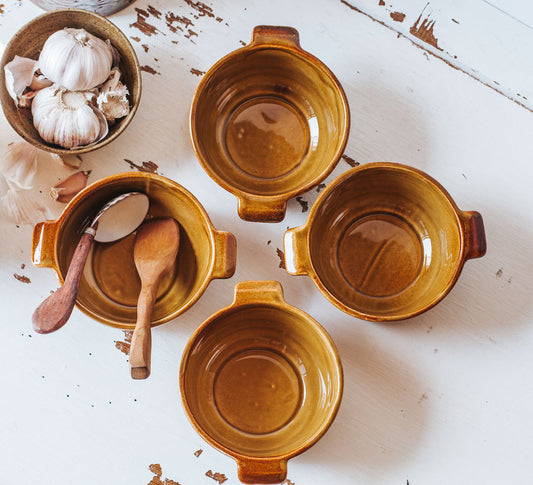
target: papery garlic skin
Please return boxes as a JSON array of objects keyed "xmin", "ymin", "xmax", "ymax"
[
  {"xmin": 31, "ymin": 85, "xmax": 108, "ymax": 149},
  {"xmin": 4, "ymin": 55, "xmax": 38, "ymax": 104},
  {"xmin": 2, "ymin": 187, "xmax": 54, "ymax": 226},
  {"xmin": 0, "ymin": 141, "xmax": 39, "ymax": 190},
  {"xmin": 97, "ymin": 68, "xmax": 130, "ymax": 122},
  {"xmin": 38, "ymin": 28, "xmax": 114, "ymax": 91}
]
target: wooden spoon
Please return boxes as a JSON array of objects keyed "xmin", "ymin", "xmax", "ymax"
[{"xmin": 129, "ymin": 218, "xmax": 180, "ymax": 379}]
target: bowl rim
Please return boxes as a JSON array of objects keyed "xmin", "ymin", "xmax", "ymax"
[
  {"xmin": 292, "ymin": 161, "xmax": 469, "ymax": 322},
  {"xmin": 0, "ymin": 8, "xmax": 142, "ymax": 155},
  {"xmin": 189, "ymin": 28, "xmax": 350, "ymax": 206},
  {"xmin": 179, "ymin": 280, "xmax": 344, "ymax": 462}
]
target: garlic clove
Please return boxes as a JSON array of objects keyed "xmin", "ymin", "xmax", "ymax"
[
  {"xmin": 4, "ymin": 55, "xmax": 38, "ymax": 105},
  {"xmin": 50, "ymin": 170, "xmax": 91, "ymax": 203},
  {"xmin": 0, "ymin": 141, "xmax": 39, "ymax": 190},
  {"xmin": 38, "ymin": 28, "xmax": 114, "ymax": 91},
  {"xmin": 96, "ymin": 68, "xmax": 130, "ymax": 122},
  {"xmin": 30, "ymin": 71, "xmax": 53, "ymax": 91},
  {"xmin": 31, "ymin": 85, "xmax": 107, "ymax": 149}
]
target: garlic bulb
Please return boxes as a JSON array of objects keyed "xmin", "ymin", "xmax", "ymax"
[
  {"xmin": 38, "ymin": 28, "xmax": 114, "ymax": 91},
  {"xmin": 31, "ymin": 86, "xmax": 108, "ymax": 149},
  {"xmin": 96, "ymin": 68, "xmax": 130, "ymax": 122}
]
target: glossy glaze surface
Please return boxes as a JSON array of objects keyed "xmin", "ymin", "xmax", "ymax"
[
  {"xmin": 180, "ymin": 281, "xmax": 343, "ymax": 483},
  {"xmin": 31, "ymin": 172, "xmax": 236, "ymax": 328},
  {"xmin": 0, "ymin": 8, "xmax": 141, "ymax": 155},
  {"xmin": 284, "ymin": 163, "xmax": 486, "ymax": 321},
  {"xmin": 190, "ymin": 25, "xmax": 349, "ymax": 222}
]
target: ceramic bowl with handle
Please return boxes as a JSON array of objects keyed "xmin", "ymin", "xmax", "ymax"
[
  {"xmin": 31, "ymin": 172, "xmax": 237, "ymax": 328},
  {"xmin": 284, "ymin": 162, "xmax": 487, "ymax": 321},
  {"xmin": 180, "ymin": 281, "xmax": 343, "ymax": 484},
  {"xmin": 190, "ymin": 25, "xmax": 350, "ymax": 222},
  {"xmin": 0, "ymin": 8, "xmax": 141, "ymax": 155}
]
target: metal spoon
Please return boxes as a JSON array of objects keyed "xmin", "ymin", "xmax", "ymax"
[{"xmin": 32, "ymin": 192, "xmax": 150, "ymax": 334}]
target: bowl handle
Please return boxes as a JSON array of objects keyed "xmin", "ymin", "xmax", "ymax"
[
  {"xmin": 32, "ymin": 220, "xmax": 59, "ymax": 270},
  {"xmin": 283, "ymin": 225, "xmax": 311, "ymax": 276},
  {"xmin": 251, "ymin": 25, "xmax": 300, "ymax": 48},
  {"xmin": 212, "ymin": 230, "xmax": 237, "ymax": 279},
  {"xmin": 461, "ymin": 210, "xmax": 487, "ymax": 260},
  {"xmin": 237, "ymin": 457, "xmax": 288, "ymax": 484},
  {"xmin": 232, "ymin": 280, "xmax": 285, "ymax": 306},
  {"xmin": 237, "ymin": 196, "xmax": 287, "ymax": 223}
]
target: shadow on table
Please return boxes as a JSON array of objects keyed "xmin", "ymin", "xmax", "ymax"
[
  {"xmin": 397, "ymin": 201, "xmax": 533, "ymax": 343},
  {"xmin": 296, "ymin": 323, "xmax": 429, "ymax": 475}
]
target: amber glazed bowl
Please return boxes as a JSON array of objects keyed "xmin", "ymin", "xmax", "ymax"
[
  {"xmin": 190, "ymin": 25, "xmax": 350, "ymax": 222},
  {"xmin": 31, "ymin": 172, "xmax": 236, "ymax": 328},
  {"xmin": 284, "ymin": 162, "xmax": 487, "ymax": 321},
  {"xmin": 0, "ymin": 8, "xmax": 141, "ymax": 155},
  {"xmin": 180, "ymin": 281, "xmax": 343, "ymax": 484}
]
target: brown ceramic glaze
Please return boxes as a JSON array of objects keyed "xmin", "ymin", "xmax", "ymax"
[
  {"xmin": 0, "ymin": 9, "xmax": 141, "ymax": 155},
  {"xmin": 180, "ymin": 281, "xmax": 343, "ymax": 484},
  {"xmin": 190, "ymin": 25, "xmax": 350, "ymax": 222},
  {"xmin": 31, "ymin": 172, "xmax": 236, "ymax": 328},
  {"xmin": 284, "ymin": 162, "xmax": 487, "ymax": 321}
]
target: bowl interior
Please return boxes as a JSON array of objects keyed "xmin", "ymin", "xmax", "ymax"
[
  {"xmin": 0, "ymin": 9, "xmax": 141, "ymax": 154},
  {"xmin": 309, "ymin": 165, "xmax": 463, "ymax": 319},
  {"xmin": 181, "ymin": 304, "xmax": 342, "ymax": 457},
  {"xmin": 56, "ymin": 174, "xmax": 214, "ymax": 328},
  {"xmin": 191, "ymin": 46, "xmax": 348, "ymax": 197}
]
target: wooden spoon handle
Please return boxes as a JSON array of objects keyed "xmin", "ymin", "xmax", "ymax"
[
  {"xmin": 32, "ymin": 230, "xmax": 95, "ymax": 334},
  {"xmin": 130, "ymin": 285, "xmax": 156, "ymax": 379}
]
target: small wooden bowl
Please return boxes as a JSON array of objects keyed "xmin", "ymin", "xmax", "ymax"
[
  {"xmin": 180, "ymin": 281, "xmax": 343, "ymax": 484},
  {"xmin": 0, "ymin": 8, "xmax": 141, "ymax": 155}
]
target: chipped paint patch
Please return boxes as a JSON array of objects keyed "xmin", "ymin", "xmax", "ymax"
[
  {"xmin": 206, "ymin": 470, "xmax": 228, "ymax": 484},
  {"xmin": 148, "ymin": 464, "xmax": 181, "ymax": 485},
  {"xmin": 276, "ymin": 248, "xmax": 286, "ymax": 269},
  {"xmin": 147, "ymin": 5, "xmax": 162, "ymax": 19},
  {"xmin": 410, "ymin": 12, "xmax": 441, "ymax": 51},
  {"xmin": 295, "ymin": 196, "xmax": 308, "ymax": 212},
  {"xmin": 0, "ymin": 4, "xmax": 4, "ymax": 14},
  {"xmin": 390, "ymin": 11, "xmax": 406, "ymax": 22},
  {"xmin": 115, "ymin": 330, "xmax": 133, "ymax": 356},
  {"xmin": 141, "ymin": 65, "xmax": 161, "ymax": 75},
  {"xmin": 130, "ymin": 8, "xmax": 161, "ymax": 36},
  {"xmin": 165, "ymin": 12, "xmax": 193, "ymax": 32},
  {"xmin": 190, "ymin": 68, "xmax": 205, "ymax": 76},
  {"xmin": 14, "ymin": 273, "xmax": 30, "ymax": 283},
  {"xmin": 194, "ymin": 449, "xmax": 203, "ymax": 457},
  {"xmin": 342, "ymin": 154, "xmax": 359, "ymax": 167},
  {"xmin": 316, "ymin": 183, "xmax": 326, "ymax": 193},
  {"xmin": 185, "ymin": 0, "xmax": 215, "ymax": 18},
  {"xmin": 124, "ymin": 159, "xmax": 159, "ymax": 173}
]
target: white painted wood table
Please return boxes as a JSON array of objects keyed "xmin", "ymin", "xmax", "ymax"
[{"xmin": 1, "ymin": 1, "xmax": 532, "ymax": 484}]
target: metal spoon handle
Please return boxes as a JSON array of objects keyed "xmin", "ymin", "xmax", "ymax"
[{"xmin": 32, "ymin": 228, "xmax": 96, "ymax": 334}]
